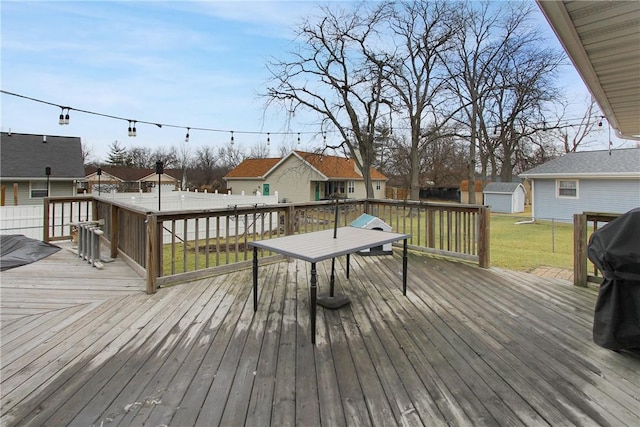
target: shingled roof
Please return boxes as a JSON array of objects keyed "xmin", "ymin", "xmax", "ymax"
[
  {"xmin": 520, "ymin": 148, "xmax": 640, "ymax": 178},
  {"xmin": 224, "ymin": 151, "xmax": 387, "ymax": 181},
  {"xmin": 1, "ymin": 132, "xmax": 85, "ymax": 179},
  {"xmin": 483, "ymin": 182, "xmax": 523, "ymax": 194},
  {"xmin": 294, "ymin": 151, "xmax": 387, "ymax": 180},
  {"xmin": 223, "ymin": 158, "xmax": 281, "ymax": 179}
]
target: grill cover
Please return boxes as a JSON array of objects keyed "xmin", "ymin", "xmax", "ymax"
[{"xmin": 587, "ymin": 208, "xmax": 640, "ymax": 350}]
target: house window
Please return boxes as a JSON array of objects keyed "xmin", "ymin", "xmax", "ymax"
[
  {"xmin": 375, "ymin": 181, "xmax": 381, "ymax": 190},
  {"xmin": 348, "ymin": 181, "xmax": 355, "ymax": 193},
  {"xmin": 557, "ymin": 179, "xmax": 578, "ymax": 198},
  {"xmin": 30, "ymin": 181, "xmax": 49, "ymax": 198}
]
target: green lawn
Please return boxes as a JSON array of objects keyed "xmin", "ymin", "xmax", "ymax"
[
  {"xmin": 160, "ymin": 205, "xmax": 577, "ymax": 276},
  {"xmin": 489, "ymin": 207, "xmax": 574, "ymax": 272}
]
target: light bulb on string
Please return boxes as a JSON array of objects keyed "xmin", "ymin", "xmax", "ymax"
[
  {"xmin": 297, "ymin": 132, "xmax": 301, "ymax": 144},
  {"xmin": 127, "ymin": 121, "xmax": 133, "ymax": 137},
  {"xmin": 230, "ymin": 131, "xmax": 234, "ymax": 145},
  {"xmin": 64, "ymin": 109, "xmax": 70, "ymax": 125},
  {"xmin": 267, "ymin": 133, "xmax": 270, "ymax": 146},
  {"xmin": 58, "ymin": 108, "xmax": 65, "ymax": 125},
  {"xmin": 132, "ymin": 121, "xmax": 137, "ymax": 137},
  {"xmin": 185, "ymin": 128, "xmax": 190, "ymax": 143}
]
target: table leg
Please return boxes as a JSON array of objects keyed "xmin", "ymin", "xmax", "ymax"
[
  {"xmin": 253, "ymin": 246, "xmax": 258, "ymax": 311},
  {"xmin": 403, "ymin": 238, "xmax": 408, "ymax": 296},
  {"xmin": 330, "ymin": 258, "xmax": 336, "ymax": 297},
  {"xmin": 346, "ymin": 253, "xmax": 350, "ymax": 279},
  {"xmin": 310, "ymin": 262, "xmax": 317, "ymax": 345}
]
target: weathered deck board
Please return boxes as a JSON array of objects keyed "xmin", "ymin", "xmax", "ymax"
[{"xmin": 1, "ymin": 248, "xmax": 639, "ymax": 427}]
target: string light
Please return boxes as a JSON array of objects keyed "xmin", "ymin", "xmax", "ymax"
[
  {"xmin": 58, "ymin": 107, "xmax": 69, "ymax": 125},
  {"xmin": 5, "ymin": 89, "xmax": 613, "ymax": 148},
  {"xmin": 185, "ymin": 127, "xmax": 190, "ymax": 143},
  {"xmin": 267, "ymin": 132, "xmax": 270, "ymax": 145}
]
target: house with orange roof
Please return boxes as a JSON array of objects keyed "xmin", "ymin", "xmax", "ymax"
[{"xmin": 224, "ymin": 151, "xmax": 387, "ymax": 203}]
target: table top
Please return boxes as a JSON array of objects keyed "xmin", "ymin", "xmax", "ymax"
[{"xmin": 249, "ymin": 227, "xmax": 410, "ymax": 263}]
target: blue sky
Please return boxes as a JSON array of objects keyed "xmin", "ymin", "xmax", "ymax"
[{"xmin": 1, "ymin": 1, "xmax": 628, "ymax": 162}]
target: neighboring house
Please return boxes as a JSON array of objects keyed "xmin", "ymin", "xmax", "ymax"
[
  {"xmin": 224, "ymin": 151, "xmax": 387, "ymax": 203},
  {"xmin": 483, "ymin": 182, "xmax": 526, "ymax": 214},
  {"xmin": 519, "ymin": 148, "xmax": 640, "ymax": 222},
  {"xmin": 84, "ymin": 166, "xmax": 181, "ymax": 194},
  {"xmin": 0, "ymin": 132, "xmax": 85, "ymax": 206}
]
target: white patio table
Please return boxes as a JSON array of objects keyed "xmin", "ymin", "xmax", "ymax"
[{"xmin": 249, "ymin": 226, "xmax": 410, "ymax": 344}]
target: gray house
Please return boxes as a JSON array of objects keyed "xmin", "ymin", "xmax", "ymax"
[
  {"xmin": 0, "ymin": 132, "xmax": 85, "ymax": 206},
  {"xmin": 483, "ymin": 182, "xmax": 526, "ymax": 214},
  {"xmin": 519, "ymin": 148, "xmax": 640, "ymax": 222}
]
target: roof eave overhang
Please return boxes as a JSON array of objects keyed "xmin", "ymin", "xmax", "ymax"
[
  {"xmin": 223, "ymin": 176, "xmax": 267, "ymax": 181},
  {"xmin": 520, "ymin": 172, "xmax": 640, "ymax": 179},
  {"xmin": 536, "ymin": 0, "xmax": 640, "ymax": 140}
]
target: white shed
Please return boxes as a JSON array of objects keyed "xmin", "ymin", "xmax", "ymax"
[
  {"xmin": 349, "ymin": 214, "xmax": 393, "ymax": 254},
  {"xmin": 483, "ymin": 182, "xmax": 526, "ymax": 213}
]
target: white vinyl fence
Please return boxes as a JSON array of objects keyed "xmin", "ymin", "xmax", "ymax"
[
  {"xmin": 0, "ymin": 205, "xmax": 45, "ymax": 240},
  {"xmin": 2, "ymin": 191, "xmax": 281, "ymax": 243}
]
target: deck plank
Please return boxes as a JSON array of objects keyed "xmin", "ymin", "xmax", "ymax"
[{"xmin": 2, "ymin": 248, "xmax": 639, "ymax": 427}]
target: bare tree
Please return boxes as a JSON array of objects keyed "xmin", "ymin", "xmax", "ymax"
[
  {"xmin": 127, "ymin": 146, "xmax": 153, "ymax": 168},
  {"xmin": 444, "ymin": 1, "xmax": 565, "ymax": 190},
  {"xmin": 550, "ymin": 97, "xmax": 603, "ymax": 153},
  {"xmin": 443, "ymin": 1, "xmax": 523, "ymax": 202},
  {"xmin": 217, "ymin": 141, "xmax": 245, "ymax": 171},
  {"xmin": 265, "ymin": 2, "xmax": 394, "ymax": 198},
  {"xmin": 175, "ymin": 140, "xmax": 192, "ymax": 190},
  {"xmin": 81, "ymin": 141, "xmax": 94, "ymax": 165},
  {"xmin": 385, "ymin": 0, "xmax": 462, "ymax": 199},
  {"xmin": 151, "ymin": 146, "xmax": 178, "ymax": 169},
  {"xmin": 249, "ymin": 141, "xmax": 271, "ymax": 159},
  {"xmin": 190, "ymin": 145, "xmax": 218, "ymax": 188}
]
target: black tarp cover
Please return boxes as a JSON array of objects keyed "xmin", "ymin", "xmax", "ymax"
[
  {"xmin": 587, "ymin": 207, "xmax": 640, "ymax": 350},
  {"xmin": 0, "ymin": 234, "xmax": 61, "ymax": 271}
]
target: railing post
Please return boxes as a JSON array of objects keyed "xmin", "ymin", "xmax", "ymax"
[
  {"xmin": 146, "ymin": 213, "xmax": 158, "ymax": 294},
  {"xmin": 91, "ymin": 197, "xmax": 98, "ymax": 221},
  {"xmin": 110, "ymin": 204, "xmax": 119, "ymax": 259},
  {"xmin": 573, "ymin": 213, "xmax": 588, "ymax": 287},
  {"xmin": 286, "ymin": 204, "xmax": 295, "ymax": 235},
  {"xmin": 478, "ymin": 206, "xmax": 490, "ymax": 268},
  {"xmin": 43, "ymin": 198, "xmax": 50, "ymax": 242},
  {"xmin": 426, "ymin": 208, "xmax": 435, "ymax": 248}
]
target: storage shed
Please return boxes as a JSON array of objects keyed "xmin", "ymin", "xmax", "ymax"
[
  {"xmin": 483, "ymin": 182, "xmax": 526, "ymax": 213},
  {"xmin": 350, "ymin": 214, "xmax": 393, "ymax": 254}
]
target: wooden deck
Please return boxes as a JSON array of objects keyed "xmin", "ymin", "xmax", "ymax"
[{"xmin": 1, "ymin": 246, "xmax": 639, "ymax": 426}]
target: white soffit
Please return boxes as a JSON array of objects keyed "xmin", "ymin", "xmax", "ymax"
[{"xmin": 537, "ymin": 0, "xmax": 640, "ymax": 139}]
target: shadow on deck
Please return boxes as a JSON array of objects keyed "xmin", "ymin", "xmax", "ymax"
[{"xmin": 1, "ymin": 247, "xmax": 639, "ymax": 426}]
